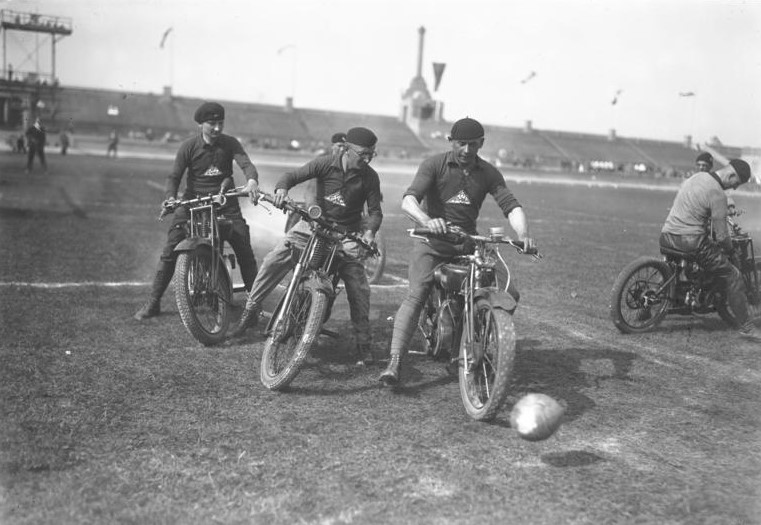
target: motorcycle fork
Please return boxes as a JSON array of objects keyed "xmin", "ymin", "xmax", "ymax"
[
  {"xmin": 271, "ymin": 236, "xmax": 315, "ymax": 342},
  {"xmin": 189, "ymin": 205, "xmax": 229, "ymax": 305},
  {"xmin": 460, "ymin": 263, "xmax": 481, "ymax": 375}
]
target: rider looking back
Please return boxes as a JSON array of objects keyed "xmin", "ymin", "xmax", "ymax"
[
  {"xmin": 660, "ymin": 158, "xmax": 761, "ymax": 342},
  {"xmin": 379, "ymin": 117, "xmax": 536, "ymax": 385}
]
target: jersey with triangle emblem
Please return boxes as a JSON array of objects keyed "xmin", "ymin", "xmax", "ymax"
[
  {"xmin": 325, "ymin": 191, "xmax": 347, "ymax": 207},
  {"xmin": 446, "ymin": 190, "xmax": 471, "ymax": 205}
]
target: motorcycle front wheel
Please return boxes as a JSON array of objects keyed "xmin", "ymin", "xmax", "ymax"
[
  {"xmin": 458, "ymin": 299, "xmax": 516, "ymax": 422},
  {"xmin": 717, "ymin": 256, "xmax": 761, "ymax": 327},
  {"xmin": 175, "ymin": 249, "xmax": 232, "ymax": 346},
  {"xmin": 260, "ymin": 284, "xmax": 328, "ymax": 390},
  {"xmin": 609, "ymin": 256, "xmax": 672, "ymax": 334}
]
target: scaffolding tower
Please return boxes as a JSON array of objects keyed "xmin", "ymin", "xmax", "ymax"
[{"xmin": 1, "ymin": 9, "xmax": 72, "ymax": 84}]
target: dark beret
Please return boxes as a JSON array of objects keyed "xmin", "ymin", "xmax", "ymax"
[
  {"xmin": 449, "ymin": 117, "xmax": 484, "ymax": 140},
  {"xmin": 346, "ymin": 127, "xmax": 377, "ymax": 148},
  {"xmin": 331, "ymin": 132, "xmax": 347, "ymax": 144},
  {"xmin": 729, "ymin": 159, "xmax": 752, "ymax": 183},
  {"xmin": 194, "ymin": 102, "xmax": 225, "ymax": 124},
  {"xmin": 695, "ymin": 152, "xmax": 713, "ymax": 165}
]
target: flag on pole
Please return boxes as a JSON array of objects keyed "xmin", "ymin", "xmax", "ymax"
[
  {"xmin": 432, "ymin": 62, "xmax": 446, "ymax": 91},
  {"xmin": 520, "ymin": 71, "xmax": 536, "ymax": 84},
  {"xmin": 610, "ymin": 89, "xmax": 623, "ymax": 105},
  {"xmin": 159, "ymin": 27, "xmax": 173, "ymax": 49},
  {"xmin": 679, "ymin": 91, "xmax": 696, "ymax": 97}
]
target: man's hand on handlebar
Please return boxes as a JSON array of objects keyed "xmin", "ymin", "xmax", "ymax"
[
  {"xmin": 425, "ymin": 218, "xmax": 448, "ymax": 235},
  {"xmin": 273, "ymin": 188, "xmax": 289, "ymax": 209},
  {"xmin": 520, "ymin": 236, "xmax": 537, "ymax": 255},
  {"xmin": 243, "ymin": 179, "xmax": 259, "ymax": 205}
]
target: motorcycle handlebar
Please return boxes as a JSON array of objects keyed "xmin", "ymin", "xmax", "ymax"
[
  {"xmin": 408, "ymin": 227, "xmax": 539, "ymax": 257},
  {"xmin": 159, "ymin": 189, "xmax": 250, "ymax": 220}
]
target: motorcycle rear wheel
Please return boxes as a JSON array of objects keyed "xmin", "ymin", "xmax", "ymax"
[
  {"xmin": 260, "ymin": 284, "xmax": 328, "ymax": 390},
  {"xmin": 610, "ymin": 256, "xmax": 672, "ymax": 334},
  {"xmin": 175, "ymin": 249, "xmax": 232, "ymax": 346},
  {"xmin": 458, "ymin": 299, "xmax": 516, "ymax": 422}
]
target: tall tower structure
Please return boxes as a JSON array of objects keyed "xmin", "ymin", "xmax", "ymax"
[
  {"xmin": 399, "ymin": 26, "xmax": 438, "ymax": 135},
  {"xmin": 0, "ymin": 9, "xmax": 72, "ymax": 128}
]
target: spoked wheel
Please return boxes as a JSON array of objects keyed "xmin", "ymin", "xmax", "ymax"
[
  {"xmin": 260, "ymin": 284, "xmax": 328, "ymax": 390},
  {"xmin": 718, "ymin": 256, "xmax": 761, "ymax": 327},
  {"xmin": 458, "ymin": 299, "xmax": 516, "ymax": 422},
  {"xmin": 609, "ymin": 256, "xmax": 673, "ymax": 334},
  {"xmin": 365, "ymin": 231, "xmax": 387, "ymax": 284},
  {"xmin": 175, "ymin": 249, "xmax": 232, "ymax": 346}
]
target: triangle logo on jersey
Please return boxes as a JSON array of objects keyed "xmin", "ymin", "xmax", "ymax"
[
  {"xmin": 446, "ymin": 190, "xmax": 471, "ymax": 205},
  {"xmin": 202, "ymin": 165, "xmax": 223, "ymax": 177},
  {"xmin": 325, "ymin": 191, "xmax": 347, "ymax": 207}
]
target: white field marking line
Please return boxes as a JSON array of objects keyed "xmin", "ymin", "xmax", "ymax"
[
  {"xmin": 146, "ymin": 180, "xmax": 164, "ymax": 191},
  {"xmin": 0, "ymin": 281, "xmax": 148, "ymax": 288},
  {"xmin": 522, "ymin": 305, "xmax": 761, "ymax": 382}
]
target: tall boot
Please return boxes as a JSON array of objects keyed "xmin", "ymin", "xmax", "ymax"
[
  {"xmin": 228, "ymin": 301, "xmax": 261, "ymax": 339},
  {"xmin": 134, "ymin": 261, "xmax": 174, "ymax": 320},
  {"xmin": 379, "ymin": 352, "xmax": 403, "ymax": 385}
]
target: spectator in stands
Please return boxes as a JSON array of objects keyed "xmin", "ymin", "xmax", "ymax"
[
  {"xmin": 134, "ymin": 101, "xmax": 261, "ymax": 320},
  {"xmin": 15, "ymin": 135, "xmax": 26, "ymax": 154},
  {"xmin": 24, "ymin": 117, "xmax": 47, "ymax": 173},
  {"xmin": 106, "ymin": 128, "xmax": 119, "ymax": 158},
  {"xmin": 229, "ymin": 127, "xmax": 383, "ymax": 366},
  {"xmin": 660, "ymin": 159, "xmax": 761, "ymax": 342},
  {"xmin": 695, "ymin": 152, "xmax": 713, "ymax": 174},
  {"xmin": 379, "ymin": 117, "xmax": 537, "ymax": 385}
]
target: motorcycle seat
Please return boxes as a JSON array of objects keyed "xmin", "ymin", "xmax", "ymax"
[{"xmin": 659, "ymin": 246, "xmax": 696, "ymax": 261}]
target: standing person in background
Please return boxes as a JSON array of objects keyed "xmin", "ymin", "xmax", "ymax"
[
  {"xmin": 695, "ymin": 152, "xmax": 714, "ymax": 174},
  {"xmin": 379, "ymin": 117, "xmax": 537, "ymax": 385},
  {"xmin": 25, "ymin": 117, "xmax": 47, "ymax": 173},
  {"xmin": 59, "ymin": 128, "xmax": 70, "ymax": 155},
  {"xmin": 134, "ymin": 102, "xmax": 260, "ymax": 321},
  {"xmin": 330, "ymin": 132, "xmax": 347, "ymax": 155},
  {"xmin": 106, "ymin": 128, "xmax": 119, "ymax": 158}
]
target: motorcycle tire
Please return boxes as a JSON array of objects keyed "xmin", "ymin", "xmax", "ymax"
[
  {"xmin": 458, "ymin": 298, "xmax": 516, "ymax": 422},
  {"xmin": 717, "ymin": 256, "xmax": 761, "ymax": 327},
  {"xmin": 260, "ymin": 284, "xmax": 329, "ymax": 390},
  {"xmin": 175, "ymin": 249, "xmax": 232, "ymax": 346},
  {"xmin": 609, "ymin": 256, "xmax": 672, "ymax": 334}
]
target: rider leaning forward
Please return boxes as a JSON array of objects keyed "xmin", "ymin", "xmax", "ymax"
[
  {"xmin": 379, "ymin": 117, "xmax": 536, "ymax": 385},
  {"xmin": 660, "ymin": 158, "xmax": 761, "ymax": 342},
  {"xmin": 134, "ymin": 101, "xmax": 260, "ymax": 320},
  {"xmin": 230, "ymin": 127, "xmax": 383, "ymax": 366}
]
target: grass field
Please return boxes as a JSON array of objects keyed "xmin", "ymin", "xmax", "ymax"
[{"xmin": 1, "ymin": 149, "xmax": 760, "ymax": 524}]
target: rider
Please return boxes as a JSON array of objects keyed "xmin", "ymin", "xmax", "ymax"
[
  {"xmin": 379, "ymin": 117, "xmax": 536, "ymax": 385},
  {"xmin": 229, "ymin": 127, "xmax": 383, "ymax": 366},
  {"xmin": 134, "ymin": 101, "xmax": 260, "ymax": 320},
  {"xmin": 660, "ymin": 158, "xmax": 761, "ymax": 342}
]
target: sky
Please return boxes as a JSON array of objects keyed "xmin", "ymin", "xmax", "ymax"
[{"xmin": 2, "ymin": 0, "xmax": 761, "ymax": 147}]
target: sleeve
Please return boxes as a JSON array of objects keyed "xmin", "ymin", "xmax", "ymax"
[
  {"xmin": 164, "ymin": 142, "xmax": 189, "ymax": 199},
  {"xmin": 231, "ymin": 138, "xmax": 259, "ymax": 182},
  {"xmin": 364, "ymin": 171, "xmax": 384, "ymax": 233},
  {"xmin": 488, "ymin": 168, "xmax": 521, "ymax": 217},
  {"xmin": 403, "ymin": 156, "xmax": 438, "ymax": 201},
  {"xmin": 275, "ymin": 157, "xmax": 324, "ymax": 191},
  {"xmin": 709, "ymin": 190, "xmax": 731, "ymax": 250}
]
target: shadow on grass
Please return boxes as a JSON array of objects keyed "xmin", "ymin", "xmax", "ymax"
[
  {"xmin": 512, "ymin": 337, "xmax": 640, "ymax": 422},
  {"xmin": 541, "ymin": 450, "xmax": 606, "ymax": 468}
]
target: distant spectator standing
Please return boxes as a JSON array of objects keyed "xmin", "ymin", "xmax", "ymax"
[
  {"xmin": 59, "ymin": 128, "xmax": 70, "ymax": 155},
  {"xmin": 695, "ymin": 152, "xmax": 714, "ymax": 174},
  {"xmin": 106, "ymin": 128, "xmax": 119, "ymax": 158},
  {"xmin": 15, "ymin": 135, "xmax": 26, "ymax": 154},
  {"xmin": 330, "ymin": 131, "xmax": 347, "ymax": 155},
  {"xmin": 25, "ymin": 117, "xmax": 47, "ymax": 173}
]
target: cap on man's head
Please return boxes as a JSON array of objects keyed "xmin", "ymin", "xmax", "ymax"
[
  {"xmin": 729, "ymin": 158, "xmax": 752, "ymax": 183},
  {"xmin": 331, "ymin": 132, "xmax": 347, "ymax": 144},
  {"xmin": 449, "ymin": 117, "xmax": 485, "ymax": 141},
  {"xmin": 194, "ymin": 102, "xmax": 225, "ymax": 124},
  {"xmin": 346, "ymin": 127, "xmax": 377, "ymax": 148},
  {"xmin": 696, "ymin": 152, "xmax": 713, "ymax": 166}
]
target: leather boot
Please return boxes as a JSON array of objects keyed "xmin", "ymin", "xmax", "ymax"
[
  {"xmin": 228, "ymin": 302, "xmax": 261, "ymax": 339},
  {"xmin": 354, "ymin": 344, "xmax": 375, "ymax": 366},
  {"xmin": 739, "ymin": 321, "xmax": 761, "ymax": 343},
  {"xmin": 134, "ymin": 262, "xmax": 174, "ymax": 320},
  {"xmin": 379, "ymin": 354, "xmax": 402, "ymax": 385}
]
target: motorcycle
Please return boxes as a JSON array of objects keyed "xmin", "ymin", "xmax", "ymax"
[
  {"xmin": 284, "ymin": 201, "xmax": 387, "ymax": 284},
  {"xmin": 160, "ymin": 189, "xmax": 249, "ymax": 346},
  {"xmin": 259, "ymin": 193, "xmax": 379, "ymax": 390},
  {"xmin": 609, "ymin": 208, "xmax": 761, "ymax": 333},
  {"xmin": 413, "ymin": 225, "xmax": 540, "ymax": 422}
]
